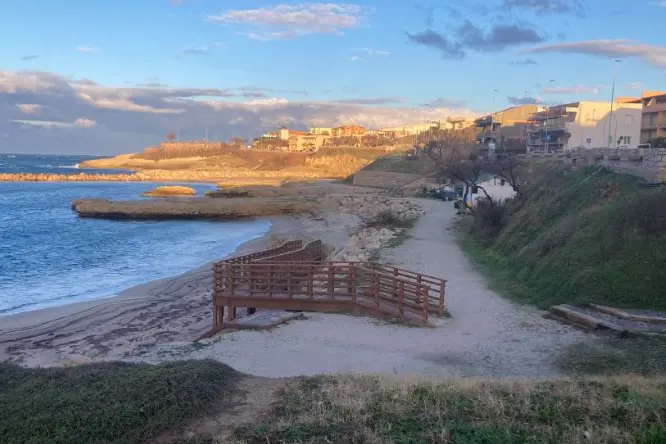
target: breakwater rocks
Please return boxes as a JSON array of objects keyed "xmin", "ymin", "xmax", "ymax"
[
  {"xmin": 71, "ymin": 197, "xmax": 317, "ymax": 220},
  {"xmin": 0, "ymin": 173, "xmax": 143, "ymax": 182}
]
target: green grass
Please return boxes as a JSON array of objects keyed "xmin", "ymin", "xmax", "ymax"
[
  {"xmin": 232, "ymin": 374, "xmax": 666, "ymax": 443},
  {"xmin": 464, "ymin": 165, "xmax": 666, "ymax": 311},
  {"xmin": 0, "ymin": 360, "xmax": 239, "ymax": 444}
]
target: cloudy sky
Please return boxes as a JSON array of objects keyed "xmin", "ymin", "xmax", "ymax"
[{"xmin": 1, "ymin": 0, "xmax": 665, "ymax": 154}]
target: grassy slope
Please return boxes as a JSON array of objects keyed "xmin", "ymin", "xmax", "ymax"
[
  {"xmin": 233, "ymin": 375, "xmax": 666, "ymax": 444},
  {"xmin": 0, "ymin": 360, "xmax": 237, "ymax": 444},
  {"xmin": 465, "ymin": 165, "xmax": 666, "ymax": 311}
]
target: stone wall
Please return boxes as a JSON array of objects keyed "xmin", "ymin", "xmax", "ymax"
[
  {"xmin": 528, "ymin": 148, "xmax": 666, "ymax": 184},
  {"xmin": 352, "ymin": 171, "xmax": 421, "ymax": 188}
]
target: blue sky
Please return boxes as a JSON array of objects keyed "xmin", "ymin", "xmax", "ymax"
[{"xmin": 1, "ymin": 0, "xmax": 665, "ymax": 154}]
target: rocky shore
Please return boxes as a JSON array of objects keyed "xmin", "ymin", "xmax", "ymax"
[
  {"xmin": 71, "ymin": 197, "xmax": 319, "ymax": 220},
  {"xmin": 0, "ymin": 173, "xmax": 145, "ymax": 182}
]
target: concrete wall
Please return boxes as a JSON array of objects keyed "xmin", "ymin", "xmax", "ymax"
[
  {"xmin": 531, "ymin": 147, "xmax": 666, "ymax": 183},
  {"xmin": 352, "ymin": 171, "xmax": 421, "ymax": 188}
]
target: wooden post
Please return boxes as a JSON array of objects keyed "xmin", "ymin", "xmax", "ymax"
[
  {"xmin": 349, "ymin": 266, "xmax": 357, "ymax": 302},
  {"xmin": 399, "ymin": 281, "xmax": 405, "ymax": 320},
  {"xmin": 393, "ymin": 268, "xmax": 398, "ymax": 301},
  {"xmin": 307, "ymin": 264, "xmax": 314, "ymax": 299},
  {"xmin": 373, "ymin": 273, "xmax": 380, "ymax": 310},
  {"xmin": 422, "ymin": 285, "xmax": 429, "ymax": 324},
  {"xmin": 439, "ymin": 281, "xmax": 446, "ymax": 316},
  {"xmin": 417, "ymin": 273, "xmax": 423, "ymax": 304},
  {"xmin": 328, "ymin": 265, "xmax": 334, "ymax": 297},
  {"xmin": 287, "ymin": 267, "xmax": 293, "ymax": 298}
]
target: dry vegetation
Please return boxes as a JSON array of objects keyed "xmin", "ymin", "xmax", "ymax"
[
  {"xmin": 229, "ymin": 374, "xmax": 666, "ymax": 443},
  {"xmin": 80, "ymin": 144, "xmax": 396, "ymax": 181}
]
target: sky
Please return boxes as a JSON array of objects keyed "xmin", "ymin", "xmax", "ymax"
[{"xmin": 0, "ymin": 0, "xmax": 665, "ymax": 154}]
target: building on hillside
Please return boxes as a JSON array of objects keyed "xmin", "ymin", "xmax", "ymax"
[
  {"xmin": 309, "ymin": 127, "xmax": 333, "ymax": 135},
  {"xmin": 475, "ymin": 104, "xmax": 541, "ymax": 148},
  {"xmin": 380, "ymin": 127, "xmax": 413, "ymax": 137},
  {"xmin": 526, "ymin": 101, "xmax": 642, "ymax": 152},
  {"xmin": 331, "ymin": 125, "xmax": 365, "ymax": 137},
  {"xmin": 288, "ymin": 134, "xmax": 330, "ymax": 152},
  {"xmin": 447, "ymin": 116, "xmax": 475, "ymax": 130},
  {"xmin": 616, "ymin": 91, "xmax": 666, "ymax": 144}
]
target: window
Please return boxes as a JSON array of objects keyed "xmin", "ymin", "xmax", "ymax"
[{"xmin": 625, "ymin": 115, "xmax": 634, "ymax": 126}]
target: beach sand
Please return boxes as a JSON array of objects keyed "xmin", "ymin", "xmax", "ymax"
[
  {"xmin": 0, "ymin": 188, "xmax": 420, "ymax": 367},
  {"xmin": 0, "ymin": 190, "xmax": 590, "ymax": 378}
]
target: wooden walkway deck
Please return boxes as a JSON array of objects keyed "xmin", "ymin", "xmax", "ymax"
[{"xmin": 207, "ymin": 240, "xmax": 447, "ymax": 335}]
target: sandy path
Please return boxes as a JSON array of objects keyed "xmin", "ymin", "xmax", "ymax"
[{"xmin": 141, "ymin": 199, "xmax": 588, "ymax": 379}]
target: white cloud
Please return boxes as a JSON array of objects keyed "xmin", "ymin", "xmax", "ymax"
[
  {"xmin": 354, "ymin": 47, "xmax": 391, "ymax": 56},
  {"xmin": 349, "ymin": 55, "xmax": 362, "ymax": 62},
  {"xmin": 76, "ymin": 45, "xmax": 98, "ymax": 53},
  {"xmin": 523, "ymin": 39, "xmax": 666, "ymax": 69},
  {"xmin": 207, "ymin": 3, "xmax": 371, "ymax": 40},
  {"xmin": 74, "ymin": 118, "xmax": 98, "ymax": 128},
  {"xmin": 0, "ymin": 69, "xmax": 478, "ymax": 154},
  {"xmin": 16, "ymin": 104, "xmax": 43, "ymax": 115},
  {"xmin": 542, "ymin": 85, "xmax": 599, "ymax": 94}
]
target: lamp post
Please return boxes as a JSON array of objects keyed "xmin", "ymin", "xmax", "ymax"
[
  {"xmin": 608, "ymin": 59, "xmax": 622, "ymax": 149},
  {"xmin": 544, "ymin": 80, "xmax": 555, "ymax": 153}
]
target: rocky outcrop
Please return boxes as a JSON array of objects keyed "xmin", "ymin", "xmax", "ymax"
[
  {"xmin": 71, "ymin": 197, "xmax": 318, "ymax": 220},
  {"xmin": 142, "ymin": 186, "xmax": 196, "ymax": 197}
]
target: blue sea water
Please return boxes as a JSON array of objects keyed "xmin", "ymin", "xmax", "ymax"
[{"xmin": 0, "ymin": 154, "xmax": 270, "ymax": 315}]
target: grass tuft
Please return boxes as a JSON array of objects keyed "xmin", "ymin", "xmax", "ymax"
[
  {"xmin": 232, "ymin": 374, "xmax": 666, "ymax": 443},
  {"xmin": 0, "ymin": 360, "xmax": 238, "ymax": 444}
]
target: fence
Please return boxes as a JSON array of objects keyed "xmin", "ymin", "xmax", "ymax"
[{"xmin": 213, "ymin": 262, "xmax": 431, "ymax": 329}]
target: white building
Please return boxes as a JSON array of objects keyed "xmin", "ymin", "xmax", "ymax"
[
  {"xmin": 527, "ymin": 101, "xmax": 643, "ymax": 152},
  {"xmin": 464, "ymin": 176, "xmax": 517, "ymax": 207}
]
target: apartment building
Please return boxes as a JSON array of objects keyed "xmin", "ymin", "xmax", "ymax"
[
  {"xmin": 475, "ymin": 104, "xmax": 541, "ymax": 147},
  {"xmin": 617, "ymin": 91, "xmax": 666, "ymax": 144},
  {"xmin": 526, "ymin": 101, "xmax": 642, "ymax": 152},
  {"xmin": 331, "ymin": 125, "xmax": 365, "ymax": 137},
  {"xmin": 288, "ymin": 134, "xmax": 329, "ymax": 152},
  {"xmin": 309, "ymin": 127, "xmax": 333, "ymax": 135}
]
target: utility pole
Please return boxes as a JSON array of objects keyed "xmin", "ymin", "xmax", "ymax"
[{"xmin": 609, "ymin": 59, "xmax": 622, "ymax": 149}]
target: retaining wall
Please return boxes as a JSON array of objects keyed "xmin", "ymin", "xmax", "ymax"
[{"xmin": 352, "ymin": 171, "xmax": 420, "ymax": 188}]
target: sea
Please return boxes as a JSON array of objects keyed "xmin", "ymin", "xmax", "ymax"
[{"xmin": 0, "ymin": 153, "xmax": 270, "ymax": 315}]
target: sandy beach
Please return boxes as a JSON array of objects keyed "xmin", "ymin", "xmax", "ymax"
[{"xmin": 0, "ymin": 187, "xmax": 590, "ymax": 377}]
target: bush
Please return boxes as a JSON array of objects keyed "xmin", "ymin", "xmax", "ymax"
[
  {"xmin": 471, "ymin": 199, "xmax": 508, "ymax": 245},
  {"xmin": 363, "ymin": 210, "xmax": 416, "ymax": 229},
  {"xmin": 0, "ymin": 360, "xmax": 238, "ymax": 444}
]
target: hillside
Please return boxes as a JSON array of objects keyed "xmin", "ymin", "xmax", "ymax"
[
  {"xmin": 464, "ymin": 164, "xmax": 666, "ymax": 310},
  {"xmin": 80, "ymin": 143, "xmax": 402, "ymax": 182}
]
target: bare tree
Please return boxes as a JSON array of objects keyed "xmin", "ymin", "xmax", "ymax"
[{"xmin": 166, "ymin": 132, "xmax": 177, "ymax": 142}]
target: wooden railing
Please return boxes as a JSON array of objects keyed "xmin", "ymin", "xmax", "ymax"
[
  {"xmin": 215, "ymin": 240, "xmax": 303, "ymax": 266},
  {"xmin": 209, "ymin": 239, "xmax": 447, "ymax": 334}
]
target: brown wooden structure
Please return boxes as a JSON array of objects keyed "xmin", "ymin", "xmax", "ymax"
[{"xmin": 210, "ymin": 240, "xmax": 447, "ymax": 334}]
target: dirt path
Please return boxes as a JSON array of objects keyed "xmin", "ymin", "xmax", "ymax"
[{"xmin": 143, "ymin": 198, "xmax": 588, "ymax": 379}]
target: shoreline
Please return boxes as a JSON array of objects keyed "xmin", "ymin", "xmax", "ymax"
[
  {"xmin": 0, "ymin": 215, "xmax": 303, "ymax": 366},
  {"xmin": 0, "ymin": 190, "xmax": 424, "ymax": 368}
]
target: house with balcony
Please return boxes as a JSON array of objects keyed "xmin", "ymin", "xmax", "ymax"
[
  {"xmin": 475, "ymin": 104, "xmax": 540, "ymax": 151},
  {"xmin": 288, "ymin": 134, "xmax": 329, "ymax": 152},
  {"xmin": 616, "ymin": 91, "xmax": 666, "ymax": 144},
  {"xmin": 526, "ymin": 101, "xmax": 642, "ymax": 152}
]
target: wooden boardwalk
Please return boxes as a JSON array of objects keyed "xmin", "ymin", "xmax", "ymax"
[{"xmin": 208, "ymin": 240, "xmax": 447, "ymax": 335}]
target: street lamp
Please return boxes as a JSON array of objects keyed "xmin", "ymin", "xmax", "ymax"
[
  {"xmin": 609, "ymin": 59, "xmax": 622, "ymax": 149},
  {"xmin": 544, "ymin": 80, "xmax": 555, "ymax": 153}
]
